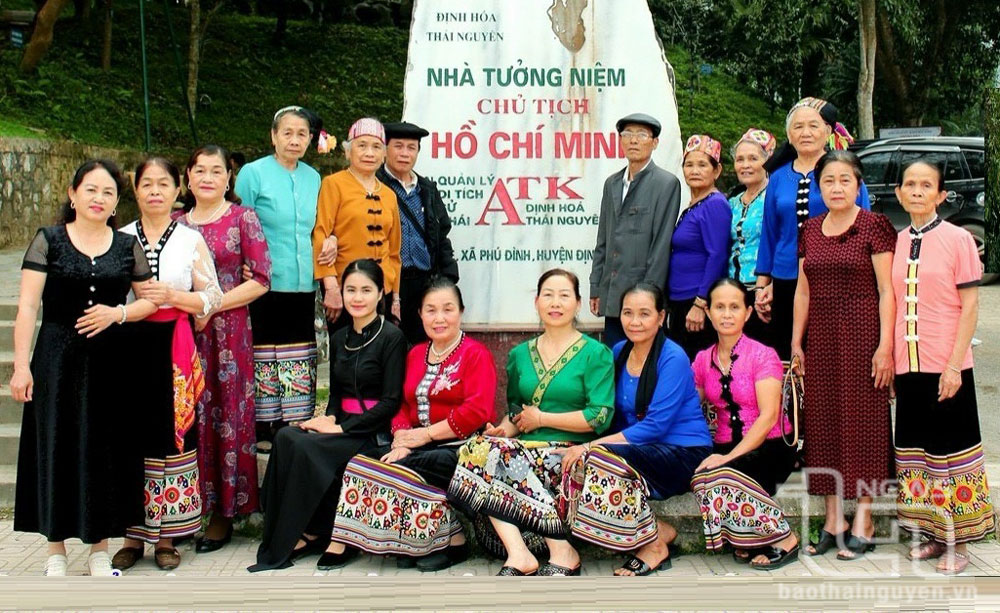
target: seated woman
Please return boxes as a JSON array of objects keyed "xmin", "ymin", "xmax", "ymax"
[
  {"xmin": 690, "ymin": 278, "xmax": 799, "ymax": 570},
  {"xmin": 249, "ymin": 259, "xmax": 406, "ymax": 572},
  {"xmin": 329, "ymin": 277, "xmax": 496, "ymax": 571},
  {"xmin": 560, "ymin": 282, "xmax": 712, "ymax": 576},
  {"xmin": 448, "ymin": 269, "xmax": 615, "ymax": 576}
]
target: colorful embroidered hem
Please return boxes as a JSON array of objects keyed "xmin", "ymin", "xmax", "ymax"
[
  {"xmin": 896, "ymin": 443, "xmax": 995, "ymax": 545},
  {"xmin": 331, "ymin": 455, "xmax": 461, "ymax": 556},
  {"xmin": 567, "ymin": 447, "xmax": 657, "ymax": 551},
  {"xmin": 448, "ymin": 436, "xmax": 569, "ymax": 538},
  {"xmin": 126, "ymin": 449, "xmax": 202, "ymax": 543},
  {"xmin": 254, "ymin": 341, "xmax": 317, "ymax": 423},
  {"xmin": 691, "ymin": 466, "xmax": 792, "ymax": 551}
]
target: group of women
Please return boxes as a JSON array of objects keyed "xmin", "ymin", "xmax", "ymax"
[{"xmin": 8, "ymin": 98, "xmax": 993, "ymax": 577}]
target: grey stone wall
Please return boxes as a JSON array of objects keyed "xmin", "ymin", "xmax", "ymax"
[{"xmin": 0, "ymin": 137, "xmax": 145, "ymax": 249}]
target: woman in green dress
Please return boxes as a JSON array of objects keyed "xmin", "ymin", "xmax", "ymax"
[{"xmin": 448, "ymin": 269, "xmax": 615, "ymax": 576}]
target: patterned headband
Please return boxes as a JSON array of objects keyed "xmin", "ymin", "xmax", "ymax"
[
  {"xmin": 348, "ymin": 117, "xmax": 386, "ymax": 143},
  {"xmin": 684, "ymin": 134, "xmax": 722, "ymax": 163},
  {"xmin": 736, "ymin": 128, "xmax": 776, "ymax": 158}
]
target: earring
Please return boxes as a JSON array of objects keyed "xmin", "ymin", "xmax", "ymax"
[
  {"xmin": 70, "ymin": 202, "xmax": 76, "ymax": 209},
  {"xmin": 111, "ymin": 208, "xmax": 117, "ymax": 217}
]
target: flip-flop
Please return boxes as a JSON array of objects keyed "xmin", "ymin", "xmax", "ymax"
[
  {"xmin": 613, "ymin": 554, "xmax": 671, "ymax": 576},
  {"xmin": 538, "ymin": 561, "xmax": 581, "ymax": 576},
  {"xmin": 749, "ymin": 544, "xmax": 800, "ymax": 571},
  {"xmin": 908, "ymin": 541, "xmax": 946, "ymax": 561},
  {"xmin": 936, "ymin": 552, "xmax": 970, "ymax": 575},
  {"xmin": 497, "ymin": 565, "xmax": 538, "ymax": 576}
]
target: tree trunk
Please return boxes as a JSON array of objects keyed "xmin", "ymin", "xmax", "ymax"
[
  {"xmin": 985, "ymin": 88, "xmax": 999, "ymax": 275},
  {"xmin": 856, "ymin": 0, "xmax": 876, "ymax": 139},
  {"xmin": 100, "ymin": 0, "xmax": 112, "ymax": 70},
  {"xmin": 187, "ymin": 0, "xmax": 201, "ymax": 120},
  {"xmin": 19, "ymin": 0, "xmax": 73, "ymax": 73}
]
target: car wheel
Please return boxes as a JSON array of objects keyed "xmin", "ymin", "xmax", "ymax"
[{"xmin": 962, "ymin": 223, "xmax": 998, "ymax": 285}]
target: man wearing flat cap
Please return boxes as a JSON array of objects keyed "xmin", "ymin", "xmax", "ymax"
[
  {"xmin": 589, "ymin": 113, "xmax": 682, "ymax": 347},
  {"xmin": 377, "ymin": 121, "xmax": 460, "ymax": 343}
]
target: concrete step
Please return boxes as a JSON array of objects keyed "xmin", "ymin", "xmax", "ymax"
[
  {"xmin": 0, "ymin": 301, "xmax": 16, "ymax": 321},
  {"xmin": 0, "ymin": 464, "xmax": 14, "ymax": 508},
  {"xmin": 0, "ymin": 424, "xmax": 18, "ymax": 465},
  {"xmin": 0, "ymin": 352, "xmax": 14, "ymax": 382},
  {"xmin": 0, "ymin": 386, "xmax": 19, "ymax": 425},
  {"xmin": 0, "ymin": 321, "xmax": 39, "ymax": 354}
]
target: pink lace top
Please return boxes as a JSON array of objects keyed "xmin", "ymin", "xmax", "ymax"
[{"xmin": 692, "ymin": 335, "xmax": 787, "ymax": 444}]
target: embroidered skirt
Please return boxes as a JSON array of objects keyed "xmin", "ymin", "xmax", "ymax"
[
  {"xmin": 691, "ymin": 438, "xmax": 796, "ymax": 551},
  {"xmin": 250, "ymin": 291, "xmax": 318, "ymax": 423},
  {"xmin": 895, "ymin": 370, "xmax": 995, "ymax": 544},
  {"xmin": 568, "ymin": 443, "xmax": 711, "ymax": 551},
  {"xmin": 331, "ymin": 444, "xmax": 463, "ymax": 556},
  {"xmin": 448, "ymin": 436, "xmax": 571, "ymax": 539}
]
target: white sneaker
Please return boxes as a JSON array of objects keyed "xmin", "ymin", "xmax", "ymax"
[
  {"xmin": 43, "ymin": 554, "xmax": 68, "ymax": 576},
  {"xmin": 88, "ymin": 551, "xmax": 117, "ymax": 576}
]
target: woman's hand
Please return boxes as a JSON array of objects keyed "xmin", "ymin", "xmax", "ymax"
[
  {"xmin": 9, "ymin": 367, "xmax": 33, "ymax": 402},
  {"xmin": 560, "ymin": 444, "xmax": 588, "ymax": 471},
  {"xmin": 790, "ymin": 346, "xmax": 805, "ymax": 376},
  {"xmin": 390, "ymin": 298, "xmax": 401, "ymax": 321},
  {"xmin": 512, "ymin": 405, "xmax": 543, "ymax": 433},
  {"xmin": 242, "ymin": 264, "xmax": 253, "ymax": 282},
  {"xmin": 194, "ymin": 315, "xmax": 210, "ymax": 332},
  {"xmin": 871, "ymin": 344, "xmax": 893, "ymax": 389},
  {"xmin": 380, "ymin": 447, "xmax": 412, "ymax": 464},
  {"xmin": 136, "ymin": 280, "xmax": 173, "ymax": 306},
  {"xmin": 317, "ymin": 235, "xmax": 338, "ymax": 267},
  {"xmin": 75, "ymin": 305, "xmax": 120, "ymax": 338},
  {"xmin": 695, "ymin": 453, "xmax": 730, "ymax": 473},
  {"xmin": 483, "ymin": 420, "xmax": 519, "ymax": 438},
  {"xmin": 298, "ymin": 415, "xmax": 342, "ymax": 434},
  {"xmin": 685, "ymin": 305, "xmax": 706, "ymax": 333},
  {"xmin": 938, "ymin": 368, "xmax": 962, "ymax": 402},
  {"xmin": 392, "ymin": 427, "xmax": 432, "ymax": 449},
  {"xmin": 323, "ymin": 286, "xmax": 343, "ymax": 321},
  {"xmin": 755, "ymin": 285, "xmax": 773, "ymax": 323}
]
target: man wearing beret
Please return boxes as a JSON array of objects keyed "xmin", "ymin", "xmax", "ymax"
[
  {"xmin": 589, "ymin": 113, "xmax": 682, "ymax": 347},
  {"xmin": 378, "ymin": 121, "xmax": 460, "ymax": 344}
]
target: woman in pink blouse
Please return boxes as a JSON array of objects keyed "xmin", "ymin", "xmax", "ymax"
[{"xmin": 690, "ymin": 277, "xmax": 799, "ymax": 570}]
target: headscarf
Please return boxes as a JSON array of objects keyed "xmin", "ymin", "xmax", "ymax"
[
  {"xmin": 765, "ymin": 97, "xmax": 854, "ymax": 173},
  {"xmin": 683, "ymin": 134, "xmax": 722, "ymax": 164},
  {"xmin": 347, "ymin": 117, "xmax": 386, "ymax": 143},
  {"xmin": 734, "ymin": 127, "xmax": 776, "ymax": 158}
]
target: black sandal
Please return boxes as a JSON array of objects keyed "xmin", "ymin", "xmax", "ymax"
[
  {"xmin": 538, "ymin": 561, "xmax": 581, "ymax": 576},
  {"xmin": 497, "ymin": 565, "xmax": 537, "ymax": 576},
  {"xmin": 732, "ymin": 547, "xmax": 766, "ymax": 565},
  {"xmin": 805, "ymin": 528, "xmax": 849, "ymax": 556},
  {"xmin": 836, "ymin": 535, "xmax": 875, "ymax": 561},
  {"xmin": 750, "ymin": 544, "xmax": 800, "ymax": 570},
  {"xmin": 614, "ymin": 554, "xmax": 671, "ymax": 576}
]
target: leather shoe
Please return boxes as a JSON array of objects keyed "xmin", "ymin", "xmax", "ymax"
[
  {"xmin": 155, "ymin": 547, "xmax": 182, "ymax": 571},
  {"xmin": 415, "ymin": 543, "xmax": 470, "ymax": 572},
  {"xmin": 111, "ymin": 547, "xmax": 144, "ymax": 571},
  {"xmin": 195, "ymin": 526, "xmax": 233, "ymax": 553},
  {"xmin": 317, "ymin": 546, "xmax": 359, "ymax": 570}
]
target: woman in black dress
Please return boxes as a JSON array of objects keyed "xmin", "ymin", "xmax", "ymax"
[
  {"xmin": 250, "ymin": 258, "xmax": 406, "ymax": 571},
  {"xmin": 10, "ymin": 160, "xmax": 158, "ymax": 576}
]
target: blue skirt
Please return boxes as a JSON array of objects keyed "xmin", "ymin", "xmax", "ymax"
[{"xmin": 602, "ymin": 442, "xmax": 711, "ymax": 500}]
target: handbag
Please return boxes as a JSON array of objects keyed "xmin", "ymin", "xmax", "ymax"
[
  {"xmin": 556, "ymin": 451, "xmax": 587, "ymax": 524},
  {"xmin": 781, "ymin": 356, "xmax": 805, "ymax": 454}
]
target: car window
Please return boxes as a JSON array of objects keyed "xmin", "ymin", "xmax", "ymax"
[
  {"xmin": 964, "ymin": 150, "xmax": 984, "ymax": 180},
  {"xmin": 900, "ymin": 151, "xmax": 951, "ymax": 183},
  {"xmin": 860, "ymin": 151, "xmax": 893, "ymax": 185}
]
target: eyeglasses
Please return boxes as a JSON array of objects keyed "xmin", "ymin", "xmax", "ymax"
[{"xmin": 620, "ymin": 131, "xmax": 652, "ymax": 141}]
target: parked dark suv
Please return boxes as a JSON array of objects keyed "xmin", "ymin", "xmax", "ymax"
[{"xmin": 855, "ymin": 136, "xmax": 992, "ymax": 283}]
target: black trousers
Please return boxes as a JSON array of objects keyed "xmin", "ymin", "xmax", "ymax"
[
  {"xmin": 767, "ymin": 277, "xmax": 797, "ymax": 362},
  {"xmin": 399, "ymin": 268, "xmax": 433, "ymax": 345},
  {"xmin": 667, "ymin": 298, "xmax": 716, "ymax": 362}
]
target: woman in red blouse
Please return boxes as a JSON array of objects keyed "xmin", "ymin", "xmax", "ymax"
[{"xmin": 328, "ymin": 277, "xmax": 497, "ymax": 571}]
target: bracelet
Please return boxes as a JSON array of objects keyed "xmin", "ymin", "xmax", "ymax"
[
  {"xmin": 117, "ymin": 304, "xmax": 127, "ymax": 325},
  {"xmin": 947, "ymin": 364, "xmax": 962, "ymax": 374},
  {"xmin": 425, "ymin": 427, "xmax": 434, "ymax": 442}
]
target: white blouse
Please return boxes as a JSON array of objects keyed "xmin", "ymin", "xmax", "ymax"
[{"xmin": 120, "ymin": 220, "xmax": 223, "ymax": 317}]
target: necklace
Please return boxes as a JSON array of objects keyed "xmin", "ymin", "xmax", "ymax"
[
  {"xmin": 187, "ymin": 200, "xmax": 229, "ymax": 226},
  {"xmin": 430, "ymin": 331, "xmax": 463, "ymax": 360},
  {"xmin": 348, "ymin": 168, "xmax": 382, "ymax": 195},
  {"xmin": 344, "ymin": 315, "xmax": 384, "ymax": 351},
  {"xmin": 742, "ymin": 181, "xmax": 767, "ymax": 205},
  {"xmin": 135, "ymin": 219, "xmax": 177, "ymax": 280},
  {"xmin": 537, "ymin": 332, "xmax": 581, "ymax": 370}
]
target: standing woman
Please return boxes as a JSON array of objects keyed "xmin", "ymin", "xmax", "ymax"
[
  {"xmin": 250, "ymin": 259, "xmax": 406, "ymax": 572},
  {"xmin": 314, "ymin": 118, "xmax": 402, "ymax": 329},
  {"xmin": 728, "ymin": 129, "xmax": 776, "ymax": 342},
  {"xmin": 754, "ymin": 97, "xmax": 868, "ymax": 359},
  {"xmin": 111, "ymin": 158, "xmax": 224, "ymax": 571},
  {"xmin": 11, "ymin": 160, "xmax": 157, "ymax": 576},
  {"xmin": 236, "ymin": 106, "xmax": 323, "ymax": 450},
  {"xmin": 793, "ymin": 150, "xmax": 896, "ymax": 561},
  {"xmin": 559, "ymin": 282, "xmax": 712, "ymax": 576},
  {"xmin": 175, "ymin": 145, "xmax": 272, "ymax": 554},
  {"xmin": 690, "ymin": 278, "xmax": 799, "ymax": 570},
  {"xmin": 448, "ymin": 269, "xmax": 616, "ymax": 577},
  {"xmin": 330, "ymin": 277, "xmax": 495, "ymax": 571},
  {"xmin": 668, "ymin": 135, "xmax": 732, "ymax": 361},
  {"xmin": 891, "ymin": 160, "xmax": 994, "ymax": 574}
]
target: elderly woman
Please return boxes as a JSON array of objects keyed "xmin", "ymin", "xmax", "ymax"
[
  {"xmin": 250, "ymin": 259, "xmax": 406, "ymax": 572},
  {"xmin": 754, "ymin": 98, "xmax": 868, "ymax": 360},
  {"xmin": 668, "ymin": 135, "xmax": 732, "ymax": 361},
  {"xmin": 691, "ymin": 278, "xmax": 798, "ymax": 570},
  {"xmin": 112, "ymin": 158, "xmax": 223, "ymax": 572},
  {"xmin": 728, "ymin": 129, "xmax": 775, "ymax": 342},
  {"xmin": 891, "ymin": 160, "xmax": 995, "ymax": 574},
  {"xmin": 235, "ymin": 106, "xmax": 323, "ymax": 448},
  {"xmin": 175, "ymin": 145, "xmax": 272, "ymax": 554},
  {"xmin": 329, "ymin": 277, "xmax": 496, "ymax": 571},
  {"xmin": 448, "ymin": 269, "xmax": 615, "ymax": 576},
  {"xmin": 793, "ymin": 150, "xmax": 896, "ymax": 561},
  {"xmin": 560, "ymin": 282, "xmax": 712, "ymax": 576},
  {"xmin": 314, "ymin": 117, "xmax": 402, "ymax": 330},
  {"xmin": 11, "ymin": 160, "xmax": 157, "ymax": 576}
]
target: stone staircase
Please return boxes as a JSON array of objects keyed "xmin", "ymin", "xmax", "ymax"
[{"xmin": 0, "ymin": 300, "xmax": 20, "ymax": 507}]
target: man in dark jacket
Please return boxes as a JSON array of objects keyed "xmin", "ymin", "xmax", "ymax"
[
  {"xmin": 378, "ymin": 121, "xmax": 460, "ymax": 343},
  {"xmin": 589, "ymin": 113, "xmax": 682, "ymax": 347}
]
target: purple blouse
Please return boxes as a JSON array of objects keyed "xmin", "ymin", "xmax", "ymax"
[
  {"xmin": 692, "ymin": 335, "xmax": 787, "ymax": 445},
  {"xmin": 668, "ymin": 191, "xmax": 732, "ymax": 300}
]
